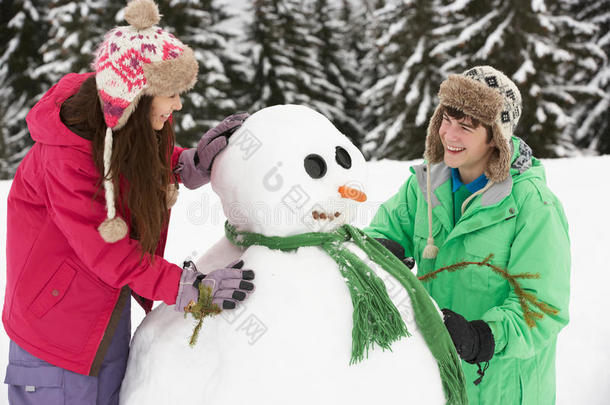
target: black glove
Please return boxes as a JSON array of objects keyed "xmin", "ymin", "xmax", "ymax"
[
  {"xmin": 374, "ymin": 238, "xmax": 415, "ymax": 269},
  {"xmin": 441, "ymin": 308, "xmax": 495, "ymax": 364}
]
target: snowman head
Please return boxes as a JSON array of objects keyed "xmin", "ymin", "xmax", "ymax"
[{"xmin": 211, "ymin": 105, "xmax": 368, "ymax": 237}]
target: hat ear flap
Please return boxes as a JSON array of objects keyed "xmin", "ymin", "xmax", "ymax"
[
  {"xmin": 424, "ymin": 104, "xmax": 445, "ymax": 163},
  {"xmin": 484, "ymin": 123, "xmax": 512, "ymax": 182}
]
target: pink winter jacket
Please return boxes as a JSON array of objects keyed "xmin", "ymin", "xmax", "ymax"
[{"xmin": 2, "ymin": 73, "xmax": 187, "ymax": 375}]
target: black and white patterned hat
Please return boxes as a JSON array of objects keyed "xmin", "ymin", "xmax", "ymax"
[
  {"xmin": 425, "ymin": 65, "xmax": 523, "ymax": 183},
  {"xmin": 462, "ymin": 65, "xmax": 522, "ymax": 139}
]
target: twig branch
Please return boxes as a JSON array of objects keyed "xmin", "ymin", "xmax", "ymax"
[
  {"xmin": 418, "ymin": 254, "xmax": 559, "ymax": 327},
  {"xmin": 184, "ymin": 284, "xmax": 222, "ymax": 346}
]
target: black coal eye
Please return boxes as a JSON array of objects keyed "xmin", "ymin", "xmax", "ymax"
[
  {"xmin": 335, "ymin": 146, "xmax": 352, "ymax": 169},
  {"xmin": 304, "ymin": 154, "xmax": 327, "ymax": 179}
]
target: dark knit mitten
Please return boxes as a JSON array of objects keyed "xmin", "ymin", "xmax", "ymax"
[{"xmin": 441, "ymin": 308, "xmax": 494, "ymax": 363}]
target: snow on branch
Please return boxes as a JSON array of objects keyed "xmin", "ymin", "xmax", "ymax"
[
  {"xmin": 574, "ymin": 96, "xmax": 609, "ymax": 142},
  {"xmin": 438, "ymin": 0, "xmax": 473, "ymax": 15},
  {"xmin": 513, "ymin": 58, "xmax": 535, "ymax": 84},
  {"xmin": 415, "ymin": 81, "xmax": 431, "ymax": 127},
  {"xmin": 547, "ymin": 15, "xmax": 598, "ymax": 36},
  {"xmin": 475, "ymin": 11, "xmax": 514, "ymax": 59},
  {"xmin": 380, "ymin": 112, "xmax": 406, "ymax": 150},
  {"xmin": 530, "ymin": 36, "xmax": 572, "ymax": 62},
  {"xmin": 393, "ymin": 38, "xmax": 424, "ymax": 97},
  {"xmin": 431, "ymin": 10, "xmax": 499, "ymax": 56}
]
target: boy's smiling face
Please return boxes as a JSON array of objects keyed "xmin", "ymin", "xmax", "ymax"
[{"xmin": 439, "ymin": 110, "xmax": 495, "ymax": 183}]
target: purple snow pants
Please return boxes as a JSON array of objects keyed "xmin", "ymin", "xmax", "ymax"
[{"xmin": 4, "ymin": 299, "xmax": 131, "ymax": 405}]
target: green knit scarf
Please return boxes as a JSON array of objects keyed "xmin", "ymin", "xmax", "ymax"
[{"xmin": 225, "ymin": 221, "xmax": 468, "ymax": 405}]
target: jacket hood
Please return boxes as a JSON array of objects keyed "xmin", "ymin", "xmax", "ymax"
[
  {"xmin": 26, "ymin": 72, "xmax": 95, "ymax": 150},
  {"xmin": 509, "ymin": 136, "xmax": 544, "ymax": 184}
]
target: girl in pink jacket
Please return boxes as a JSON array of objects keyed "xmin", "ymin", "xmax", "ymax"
[{"xmin": 2, "ymin": 1, "xmax": 254, "ymax": 403}]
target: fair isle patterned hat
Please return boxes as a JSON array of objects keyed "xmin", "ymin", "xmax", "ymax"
[
  {"xmin": 94, "ymin": 0, "xmax": 198, "ymax": 243},
  {"xmin": 425, "ymin": 65, "xmax": 522, "ymax": 183}
]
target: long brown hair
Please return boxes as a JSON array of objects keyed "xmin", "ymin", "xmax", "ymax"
[{"xmin": 61, "ymin": 75, "xmax": 174, "ymax": 257}]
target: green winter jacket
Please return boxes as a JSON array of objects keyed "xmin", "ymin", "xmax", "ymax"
[{"xmin": 364, "ymin": 137, "xmax": 570, "ymax": 405}]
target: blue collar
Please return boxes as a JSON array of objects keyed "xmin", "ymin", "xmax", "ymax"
[{"xmin": 451, "ymin": 168, "xmax": 488, "ymax": 193}]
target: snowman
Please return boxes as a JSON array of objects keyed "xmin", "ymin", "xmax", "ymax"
[{"xmin": 119, "ymin": 105, "xmax": 466, "ymax": 405}]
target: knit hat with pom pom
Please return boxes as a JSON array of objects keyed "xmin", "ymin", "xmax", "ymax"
[{"xmin": 93, "ymin": 0, "xmax": 198, "ymax": 243}]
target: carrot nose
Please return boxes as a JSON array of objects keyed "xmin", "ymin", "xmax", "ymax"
[{"xmin": 338, "ymin": 185, "xmax": 367, "ymax": 202}]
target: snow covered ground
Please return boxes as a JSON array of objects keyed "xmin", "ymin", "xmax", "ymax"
[{"xmin": 1, "ymin": 155, "xmax": 609, "ymax": 404}]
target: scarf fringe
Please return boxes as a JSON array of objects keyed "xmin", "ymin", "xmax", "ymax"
[
  {"xmin": 327, "ymin": 243, "xmax": 410, "ymax": 364},
  {"xmin": 438, "ymin": 358, "xmax": 470, "ymax": 405}
]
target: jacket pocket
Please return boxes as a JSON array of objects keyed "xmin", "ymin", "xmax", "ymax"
[
  {"xmin": 4, "ymin": 364, "xmax": 64, "ymax": 405},
  {"xmin": 26, "ymin": 259, "xmax": 118, "ymax": 353},
  {"xmin": 464, "ymin": 233, "xmax": 511, "ymax": 291},
  {"xmin": 29, "ymin": 261, "xmax": 77, "ymax": 318},
  {"xmin": 413, "ymin": 218, "xmax": 443, "ymax": 272}
]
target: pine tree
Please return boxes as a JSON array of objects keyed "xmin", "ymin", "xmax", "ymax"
[
  {"xmin": 311, "ymin": 0, "xmax": 364, "ymax": 145},
  {"xmin": 428, "ymin": 0, "xmax": 599, "ymax": 157},
  {"xmin": 247, "ymin": 0, "xmax": 320, "ymax": 108},
  {"xmin": 156, "ymin": 0, "xmax": 250, "ymax": 147},
  {"xmin": 246, "ymin": 0, "xmax": 286, "ymax": 108},
  {"xmin": 36, "ymin": 0, "xmax": 122, "ymax": 87},
  {"xmin": 246, "ymin": 0, "xmax": 356, "ymax": 142},
  {"xmin": 569, "ymin": 0, "xmax": 610, "ymax": 154},
  {"xmin": 360, "ymin": 0, "xmax": 393, "ymax": 150},
  {"xmin": 362, "ymin": 0, "xmax": 446, "ymax": 160},
  {"xmin": 0, "ymin": 0, "xmax": 50, "ymax": 179},
  {"xmin": 267, "ymin": 0, "xmax": 338, "ymax": 113},
  {"xmin": 339, "ymin": 0, "xmax": 369, "ymax": 64}
]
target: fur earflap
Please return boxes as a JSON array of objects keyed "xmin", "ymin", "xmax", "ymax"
[
  {"xmin": 143, "ymin": 47, "xmax": 198, "ymax": 97},
  {"xmin": 484, "ymin": 123, "xmax": 512, "ymax": 183}
]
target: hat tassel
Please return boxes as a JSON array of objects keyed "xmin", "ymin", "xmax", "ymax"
[
  {"xmin": 422, "ymin": 162, "xmax": 439, "ymax": 259},
  {"xmin": 98, "ymin": 126, "xmax": 128, "ymax": 243}
]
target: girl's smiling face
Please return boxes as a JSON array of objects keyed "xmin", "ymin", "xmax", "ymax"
[{"xmin": 149, "ymin": 94, "xmax": 182, "ymax": 130}]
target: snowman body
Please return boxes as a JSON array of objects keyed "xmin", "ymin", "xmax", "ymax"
[
  {"xmin": 120, "ymin": 105, "xmax": 446, "ymax": 404},
  {"xmin": 120, "ymin": 243, "xmax": 445, "ymax": 404}
]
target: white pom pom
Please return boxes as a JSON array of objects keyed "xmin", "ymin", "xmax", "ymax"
[
  {"xmin": 98, "ymin": 217, "xmax": 128, "ymax": 243},
  {"xmin": 166, "ymin": 183, "xmax": 179, "ymax": 209},
  {"xmin": 124, "ymin": 0, "xmax": 160, "ymax": 30},
  {"xmin": 422, "ymin": 239, "xmax": 439, "ymax": 259}
]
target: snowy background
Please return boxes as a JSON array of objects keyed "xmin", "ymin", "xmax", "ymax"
[
  {"xmin": 2, "ymin": 0, "xmax": 609, "ymax": 178},
  {"xmin": 1, "ymin": 156, "xmax": 610, "ymax": 403}
]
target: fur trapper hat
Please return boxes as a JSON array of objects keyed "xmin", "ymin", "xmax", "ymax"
[
  {"xmin": 424, "ymin": 66, "xmax": 522, "ymax": 183},
  {"xmin": 421, "ymin": 66, "xmax": 522, "ymax": 260},
  {"xmin": 93, "ymin": 0, "xmax": 198, "ymax": 243}
]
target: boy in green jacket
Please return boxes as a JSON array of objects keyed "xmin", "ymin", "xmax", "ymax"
[{"xmin": 364, "ymin": 66, "xmax": 570, "ymax": 404}]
